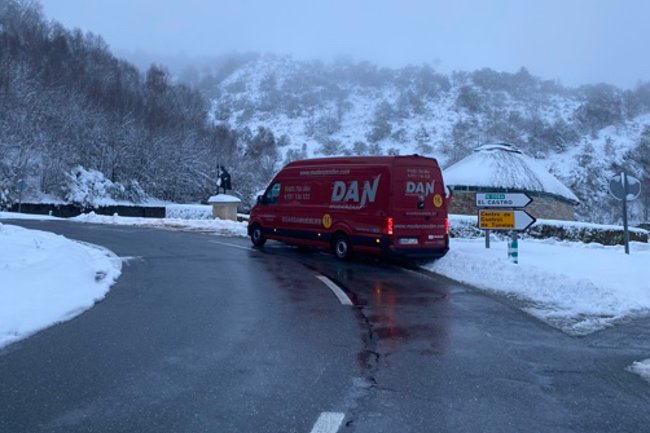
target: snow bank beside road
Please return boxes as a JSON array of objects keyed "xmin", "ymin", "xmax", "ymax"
[
  {"xmin": 0, "ymin": 211, "xmax": 60, "ymax": 221},
  {"xmin": 0, "ymin": 223, "xmax": 122, "ymax": 348},
  {"xmin": 426, "ymin": 238, "xmax": 650, "ymax": 335},
  {"xmin": 72, "ymin": 212, "xmax": 248, "ymax": 237},
  {"xmin": 165, "ymin": 204, "xmax": 212, "ymax": 220}
]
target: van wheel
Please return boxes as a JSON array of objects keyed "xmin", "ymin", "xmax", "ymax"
[
  {"xmin": 333, "ymin": 234, "xmax": 352, "ymax": 260},
  {"xmin": 250, "ymin": 224, "xmax": 266, "ymax": 247}
]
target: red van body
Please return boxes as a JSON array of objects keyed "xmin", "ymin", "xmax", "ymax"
[{"xmin": 247, "ymin": 155, "xmax": 450, "ymax": 260}]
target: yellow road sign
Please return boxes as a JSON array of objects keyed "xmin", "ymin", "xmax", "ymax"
[
  {"xmin": 479, "ymin": 210, "xmax": 514, "ymax": 229},
  {"xmin": 478, "ymin": 209, "xmax": 536, "ymax": 230}
]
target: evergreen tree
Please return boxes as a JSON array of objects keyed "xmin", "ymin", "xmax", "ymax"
[
  {"xmin": 570, "ymin": 141, "xmax": 615, "ymax": 222},
  {"xmin": 366, "ymin": 100, "xmax": 393, "ymax": 143}
]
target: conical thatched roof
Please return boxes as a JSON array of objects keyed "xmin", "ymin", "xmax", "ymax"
[{"xmin": 443, "ymin": 143, "xmax": 580, "ymax": 204}]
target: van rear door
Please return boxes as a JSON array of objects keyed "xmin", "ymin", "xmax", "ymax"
[{"xmin": 390, "ymin": 159, "xmax": 448, "ymax": 252}]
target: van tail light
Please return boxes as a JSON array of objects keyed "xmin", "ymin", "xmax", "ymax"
[
  {"xmin": 386, "ymin": 217, "xmax": 394, "ymax": 235},
  {"xmin": 445, "ymin": 217, "xmax": 449, "ymax": 235}
]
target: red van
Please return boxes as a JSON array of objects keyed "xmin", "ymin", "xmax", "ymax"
[{"xmin": 247, "ymin": 155, "xmax": 451, "ymax": 260}]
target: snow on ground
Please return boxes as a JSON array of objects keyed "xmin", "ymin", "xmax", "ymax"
[
  {"xmin": 2, "ymin": 209, "xmax": 649, "ymax": 339},
  {"xmin": 71, "ymin": 212, "xmax": 248, "ymax": 237},
  {"xmin": 0, "ymin": 208, "xmax": 244, "ymax": 349},
  {"xmin": 0, "ymin": 223, "xmax": 122, "ymax": 348},
  {"xmin": 0, "ymin": 211, "xmax": 60, "ymax": 220},
  {"xmin": 165, "ymin": 203, "xmax": 212, "ymax": 220},
  {"xmin": 426, "ymin": 237, "xmax": 650, "ymax": 335},
  {"xmin": 627, "ymin": 359, "xmax": 650, "ymax": 384},
  {"xmin": 0, "ymin": 209, "xmax": 248, "ymax": 236}
]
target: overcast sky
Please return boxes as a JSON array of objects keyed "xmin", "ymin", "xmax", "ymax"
[{"xmin": 39, "ymin": 0, "xmax": 650, "ymax": 88}]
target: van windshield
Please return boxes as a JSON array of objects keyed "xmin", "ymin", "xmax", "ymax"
[{"xmin": 264, "ymin": 182, "xmax": 281, "ymax": 204}]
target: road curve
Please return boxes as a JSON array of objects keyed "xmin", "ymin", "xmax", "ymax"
[
  {"xmin": 2, "ymin": 220, "xmax": 650, "ymax": 433},
  {"xmin": 0, "ymin": 220, "xmax": 359, "ymax": 433}
]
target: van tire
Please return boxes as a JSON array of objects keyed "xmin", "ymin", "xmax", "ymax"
[
  {"xmin": 333, "ymin": 234, "xmax": 352, "ymax": 260},
  {"xmin": 250, "ymin": 224, "xmax": 266, "ymax": 247}
]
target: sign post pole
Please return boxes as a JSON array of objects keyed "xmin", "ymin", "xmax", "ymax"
[
  {"xmin": 17, "ymin": 179, "xmax": 25, "ymax": 214},
  {"xmin": 508, "ymin": 232, "xmax": 519, "ymax": 264},
  {"xmin": 609, "ymin": 171, "xmax": 641, "ymax": 255},
  {"xmin": 622, "ymin": 171, "xmax": 630, "ymax": 255},
  {"xmin": 485, "ymin": 229, "xmax": 490, "ymax": 249}
]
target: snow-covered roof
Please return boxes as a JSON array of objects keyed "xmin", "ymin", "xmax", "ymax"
[
  {"xmin": 443, "ymin": 143, "xmax": 580, "ymax": 203},
  {"xmin": 208, "ymin": 194, "xmax": 241, "ymax": 203}
]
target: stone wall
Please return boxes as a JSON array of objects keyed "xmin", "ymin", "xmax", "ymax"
[
  {"xmin": 6, "ymin": 203, "xmax": 166, "ymax": 218},
  {"xmin": 449, "ymin": 214, "xmax": 648, "ymax": 244},
  {"xmin": 448, "ymin": 190, "xmax": 576, "ymax": 221},
  {"xmin": 526, "ymin": 195, "xmax": 575, "ymax": 221}
]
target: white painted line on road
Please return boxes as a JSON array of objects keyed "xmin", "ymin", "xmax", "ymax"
[
  {"xmin": 209, "ymin": 240, "xmax": 253, "ymax": 251},
  {"xmin": 310, "ymin": 412, "xmax": 345, "ymax": 433},
  {"xmin": 315, "ymin": 275, "xmax": 353, "ymax": 306}
]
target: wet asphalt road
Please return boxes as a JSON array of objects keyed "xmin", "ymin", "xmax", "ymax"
[{"xmin": 1, "ymin": 220, "xmax": 650, "ymax": 433}]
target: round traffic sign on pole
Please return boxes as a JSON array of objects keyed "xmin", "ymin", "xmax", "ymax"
[
  {"xmin": 609, "ymin": 171, "xmax": 641, "ymax": 255},
  {"xmin": 609, "ymin": 173, "xmax": 641, "ymax": 201}
]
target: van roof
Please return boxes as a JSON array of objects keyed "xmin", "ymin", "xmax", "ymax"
[{"xmin": 284, "ymin": 154, "xmax": 439, "ymax": 169}]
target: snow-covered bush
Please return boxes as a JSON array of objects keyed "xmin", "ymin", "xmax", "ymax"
[
  {"xmin": 63, "ymin": 166, "xmax": 148, "ymax": 208},
  {"xmin": 109, "ymin": 179, "xmax": 147, "ymax": 203},
  {"xmin": 63, "ymin": 166, "xmax": 113, "ymax": 208},
  {"xmin": 0, "ymin": 186, "xmax": 13, "ymax": 210},
  {"xmin": 449, "ymin": 215, "xmax": 484, "ymax": 239},
  {"xmin": 526, "ymin": 220, "xmax": 648, "ymax": 244}
]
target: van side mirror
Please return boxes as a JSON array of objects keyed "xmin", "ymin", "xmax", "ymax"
[{"xmin": 256, "ymin": 195, "xmax": 263, "ymax": 204}]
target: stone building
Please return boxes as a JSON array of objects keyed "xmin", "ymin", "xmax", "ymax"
[{"xmin": 444, "ymin": 143, "xmax": 580, "ymax": 220}]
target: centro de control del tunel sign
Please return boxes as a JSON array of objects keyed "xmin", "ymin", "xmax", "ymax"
[{"xmin": 478, "ymin": 210, "xmax": 536, "ymax": 231}]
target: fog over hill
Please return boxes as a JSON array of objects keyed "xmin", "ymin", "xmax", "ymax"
[{"xmin": 190, "ymin": 53, "xmax": 650, "ymax": 223}]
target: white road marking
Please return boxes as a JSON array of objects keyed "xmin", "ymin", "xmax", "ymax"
[
  {"xmin": 310, "ymin": 412, "xmax": 345, "ymax": 433},
  {"xmin": 209, "ymin": 240, "xmax": 253, "ymax": 251},
  {"xmin": 315, "ymin": 275, "xmax": 353, "ymax": 306}
]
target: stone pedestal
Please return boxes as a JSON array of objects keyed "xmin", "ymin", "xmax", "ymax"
[{"xmin": 207, "ymin": 194, "xmax": 241, "ymax": 221}]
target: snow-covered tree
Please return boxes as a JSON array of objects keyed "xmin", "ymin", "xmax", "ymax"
[
  {"xmin": 627, "ymin": 126, "xmax": 650, "ymax": 221},
  {"xmin": 570, "ymin": 141, "xmax": 617, "ymax": 223},
  {"xmin": 63, "ymin": 166, "xmax": 113, "ymax": 208}
]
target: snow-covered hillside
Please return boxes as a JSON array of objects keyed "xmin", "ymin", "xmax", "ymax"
[
  {"xmin": 205, "ymin": 54, "xmax": 650, "ymax": 224},
  {"xmin": 210, "ymin": 56, "xmax": 455, "ymax": 162}
]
